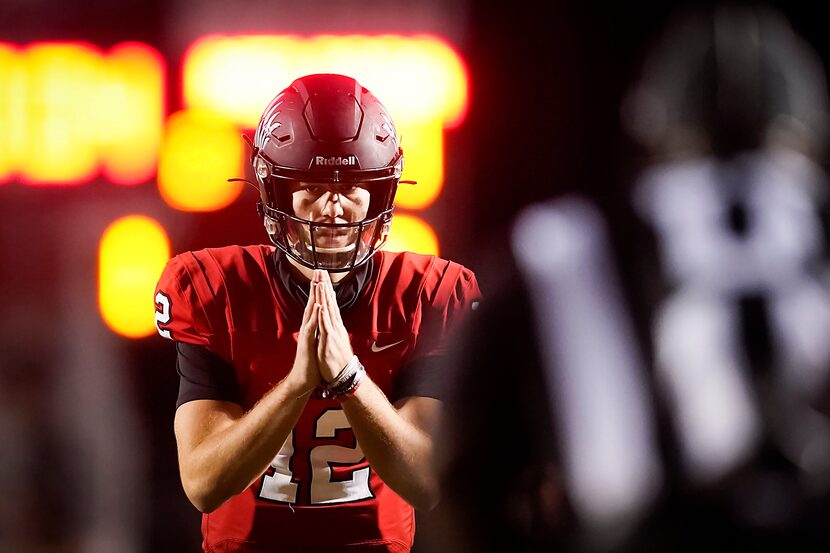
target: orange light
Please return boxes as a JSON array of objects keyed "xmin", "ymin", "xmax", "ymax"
[
  {"xmin": 97, "ymin": 43, "xmax": 165, "ymax": 184},
  {"xmin": 383, "ymin": 213, "xmax": 439, "ymax": 256},
  {"xmin": 157, "ymin": 109, "xmax": 244, "ymax": 211},
  {"xmin": 182, "ymin": 34, "xmax": 468, "ymax": 209},
  {"xmin": 0, "ymin": 42, "xmax": 164, "ymax": 185},
  {"xmin": 98, "ymin": 215, "xmax": 171, "ymax": 338},
  {"xmin": 0, "ymin": 43, "xmax": 23, "ymax": 183}
]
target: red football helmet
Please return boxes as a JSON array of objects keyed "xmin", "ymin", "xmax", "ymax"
[{"xmin": 252, "ymin": 73, "xmax": 405, "ymax": 271}]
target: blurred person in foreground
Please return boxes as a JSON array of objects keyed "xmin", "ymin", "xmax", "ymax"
[
  {"xmin": 153, "ymin": 73, "xmax": 480, "ymax": 553},
  {"xmin": 435, "ymin": 4, "xmax": 830, "ymax": 552}
]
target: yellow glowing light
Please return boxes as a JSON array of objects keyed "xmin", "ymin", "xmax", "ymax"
[
  {"xmin": 99, "ymin": 215, "xmax": 171, "ymax": 338},
  {"xmin": 157, "ymin": 109, "xmax": 244, "ymax": 211},
  {"xmin": 395, "ymin": 118, "xmax": 443, "ymax": 209},
  {"xmin": 183, "ymin": 35, "xmax": 300, "ymax": 128},
  {"xmin": 0, "ymin": 43, "xmax": 23, "ymax": 183},
  {"xmin": 98, "ymin": 42, "xmax": 165, "ymax": 184},
  {"xmin": 1, "ymin": 41, "xmax": 164, "ymax": 185},
  {"xmin": 382, "ymin": 213, "xmax": 439, "ymax": 256},
  {"xmin": 21, "ymin": 42, "xmax": 102, "ymax": 184},
  {"xmin": 183, "ymin": 34, "xmax": 467, "ymax": 128},
  {"xmin": 182, "ymin": 34, "xmax": 468, "ymax": 209}
]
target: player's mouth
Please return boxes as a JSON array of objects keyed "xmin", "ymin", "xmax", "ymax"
[{"xmin": 312, "ymin": 227, "xmax": 356, "ymax": 250}]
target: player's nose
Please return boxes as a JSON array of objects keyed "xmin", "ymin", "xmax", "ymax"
[{"xmin": 321, "ymin": 192, "xmax": 344, "ymax": 218}]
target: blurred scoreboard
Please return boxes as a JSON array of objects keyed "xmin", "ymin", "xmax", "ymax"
[{"xmin": 0, "ymin": 35, "xmax": 468, "ymax": 338}]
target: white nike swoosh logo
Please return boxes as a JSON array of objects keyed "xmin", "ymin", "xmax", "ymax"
[{"xmin": 371, "ymin": 339, "xmax": 405, "ymax": 353}]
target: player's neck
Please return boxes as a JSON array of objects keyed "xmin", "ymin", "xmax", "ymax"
[{"xmin": 287, "ymin": 256, "xmax": 349, "ymax": 283}]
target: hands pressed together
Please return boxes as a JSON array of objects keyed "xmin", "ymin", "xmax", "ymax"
[{"xmin": 290, "ymin": 269, "xmax": 356, "ymax": 394}]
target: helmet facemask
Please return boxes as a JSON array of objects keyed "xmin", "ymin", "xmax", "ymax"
[
  {"xmin": 255, "ymin": 153, "xmax": 398, "ymax": 272},
  {"xmin": 269, "ymin": 208, "xmax": 391, "ymax": 272}
]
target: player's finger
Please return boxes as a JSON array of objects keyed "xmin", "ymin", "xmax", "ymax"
[
  {"xmin": 322, "ymin": 308, "xmax": 340, "ymax": 352},
  {"xmin": 319, "ymin": 298, "xmax": 334, "ymax": 333},
  {"xmin": 303, "ymin": 304, "xmax": 320, "ymax": 336},
  {"xmin": 314, "ymin": 287, "xmax": 328, "ymax": 331},
  {"xmin": 316, "ymin": 274, "xmax": 327, "ymax": 307},
  {"xmin": 307, "ymin": 303, "xmax": 319, "ymax": 328},
  {"xmin": 318, "ymin": 275, "xmax": 343, "ymax": 328},
  {"xmin": 320, "ymin": 277, "xmax": 333, "ymax": 309},
  {"xmin": 316, "ymin": 314, "xmax": 327, "ymax": 348},
  {"xmin": 323, "ymin": 279, "xmax": 343, "ymax": 325},
  {"xmin": 302, "ymin": 281, "xmax": 317, "ymax": 323},
  {"xmin": 300, "ymin": 305, "xmax": 319, "ymax": 350}
]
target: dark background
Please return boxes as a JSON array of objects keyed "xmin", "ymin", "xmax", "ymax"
[{"xmin": 1, "ymin": 1, "xmax": 827, "ymax": 551}]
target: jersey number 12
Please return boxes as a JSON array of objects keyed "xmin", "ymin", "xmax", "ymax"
[{"xmin": 259, "ymin": 408, "xmax": 373, "ymax": 505}]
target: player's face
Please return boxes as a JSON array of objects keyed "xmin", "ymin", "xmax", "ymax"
[{"xmin": 291, "ymin": 182, "xmax": 371, "ymax": 250}]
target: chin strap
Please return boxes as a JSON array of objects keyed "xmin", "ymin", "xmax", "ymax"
[{"xmin": 228, "ymin": 177, "xmax": 259, "ymax": 190}]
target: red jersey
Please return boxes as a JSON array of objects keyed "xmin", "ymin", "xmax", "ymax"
[{"xmin": 154, "ymin": 245, "xmax": 480, "ymax": 553}]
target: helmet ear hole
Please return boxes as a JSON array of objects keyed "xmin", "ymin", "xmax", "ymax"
[
  {"xmin": 264, "ymin": 217, "xmax": 279, "ymax": 235},
  {"xmin": 254, "ymin": 156, "xmax": 269, "ymax": 182}
]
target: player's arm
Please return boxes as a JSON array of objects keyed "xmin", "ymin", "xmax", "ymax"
[
  {"xmin": 173, "ymin": 282, "xmax": 321, "ymax": 513},
  {"xmin": 314, "ymin": 270, "xmax": 442, "ymax": 511},
  {"xmin": 343, "ymin": 380, "xmax": 442, "ymax": 511}
]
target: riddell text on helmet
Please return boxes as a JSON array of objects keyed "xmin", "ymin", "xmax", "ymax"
[{"xmin": 313, "ymin": 155, "xmax": 358, "ymax": 167}]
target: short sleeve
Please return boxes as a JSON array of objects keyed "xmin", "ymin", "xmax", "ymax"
[
  {"xmin": 154, "ymin": 255, "xmax": 215, "ymax": 347},
  {"xmin": 416, "ymin": 263, "xmax": 482, "ymax": 359},
  {"xmin": 392, "ymin": 263, "xmax": 482, "ymax": 401}
]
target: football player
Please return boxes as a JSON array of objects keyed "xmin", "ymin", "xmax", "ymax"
[{"xmin": 154, "ymin": 74, "xmax": 480, "ymax": 553}]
